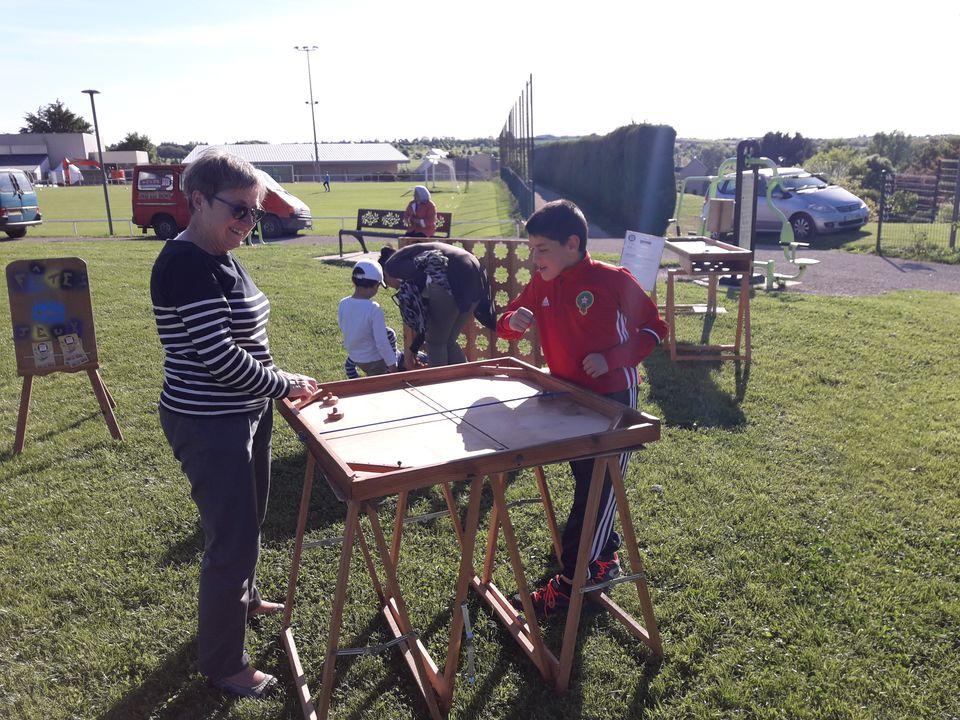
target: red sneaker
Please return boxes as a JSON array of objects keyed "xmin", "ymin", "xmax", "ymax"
[
  {"xmin": 513, "ymin": 575, "xmax": 571, "ymax": 617},
  {"xmin": 589, "ymin": 551, "xmax": 621, "ymax": 584}
]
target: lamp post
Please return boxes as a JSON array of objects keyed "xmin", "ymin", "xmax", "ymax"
[
  {"xmin": 81, "ymin": 89, "xmax": 114, "ymax": 235},
  {"xmin": 293, "ymin": 45, "xmax": 320, "ymax": 182}
]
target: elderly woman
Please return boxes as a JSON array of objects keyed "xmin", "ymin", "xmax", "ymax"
[
  {"xmin": 380, "ymin": 241, "xmax": 496, "ymax": 366},
  {"xmin": 150, "ymin": 150, "xmax": 318, "ymax": 698},
  {"xmin": 403, "ymin": 185, "xmax": 437, "ymax": 237}
]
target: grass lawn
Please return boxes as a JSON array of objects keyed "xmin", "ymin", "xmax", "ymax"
[
  {"xmin": 27, "ymin": 180, "xmax": 519, "ymax": 240},
  {"xmin": 0, "ymin": 240, "xmax": 957, "ymax": 719}
]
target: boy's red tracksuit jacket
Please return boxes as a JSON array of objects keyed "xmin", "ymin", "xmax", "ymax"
[{"xmin": 497, "ymin": 252, "xmax": 667, "ymax": 394}]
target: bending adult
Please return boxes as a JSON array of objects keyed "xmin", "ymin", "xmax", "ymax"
[
  {"xmin": 403, "ymin": 185, "xmax": 437, "ymax": 237},
  {"xmin": 380, "ymin": 241, "xmax": 496, "ymax": 366},
  {"xmin": 150, "ymin": 150, "xmax": 318, "ymax": 699}
]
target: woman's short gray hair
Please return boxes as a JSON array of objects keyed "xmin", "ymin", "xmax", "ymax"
[{"xmin": 183, "ymin": 149, "xmax": 264, "ymax": 212}]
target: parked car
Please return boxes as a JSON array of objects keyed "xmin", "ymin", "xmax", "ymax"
[
  {"xmin": 0, "ymin": 168, "xmax": 42, "ymax": 239},
  {"xmin": 708, "ymin": 167, "xmax": 869, "ymax": 241},
  {"xmin": 132, "ymin": 164, "xmax": 312, "ymax": 240}
]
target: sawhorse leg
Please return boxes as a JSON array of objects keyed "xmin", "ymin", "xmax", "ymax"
[
  {"xmin": 284, "ymin": 464, "xmax": 481, "ymax": 718},
  {"xmin": 734, "ymin": 272, "xmax": 751, "ymax": 362},
  {"xmin": 555, "ymin": 455, "xmax": 662, "ymax": 689},
  {"xmin": 471, "ymin": 472, "xmax": 558, "ymax": 681},
  {"xmin": 87, "ymin": 369, "xmax": 123, "ymax": 441},
  {"xmin": 472, "ymin": 459, "xmax": 664, "ymax": 687},
  {"xmin": 282, "ymin": 455, "xmax": 318, "ymax": 719},
  {"xmin": 13, "ymin": 374, "xmax": 33, "ymax": 455}
]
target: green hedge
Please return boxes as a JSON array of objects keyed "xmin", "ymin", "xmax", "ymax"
[{"xmin": 534, "ymin": 124, "xmax": 676, "ymax": 236}]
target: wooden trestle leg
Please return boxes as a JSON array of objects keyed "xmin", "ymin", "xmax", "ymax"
[{"xmin": 484, "ymin": 457, "xmax": 662, "ymax": 693}]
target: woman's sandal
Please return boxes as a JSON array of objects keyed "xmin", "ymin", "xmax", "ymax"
[
  {"xmin": 212, "ymin": 673, "xmax": 278, "ymax": 699},
  {"xmin": 247, "ymin": 600, "xmax": 285, "ymax": 619}
]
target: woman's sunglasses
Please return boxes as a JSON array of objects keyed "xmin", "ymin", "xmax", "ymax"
[{"xmin": 212, "ymin": 195, "xmax": 265, "ymax": 224}]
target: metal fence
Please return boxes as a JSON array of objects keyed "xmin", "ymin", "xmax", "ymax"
[
  {"xmin": 41, "ymin": 216, "xmax": 520, "ymax": 239},
  {"xmin": 877, "ymin": 159, "xmax": 959, "ymax": 255}
]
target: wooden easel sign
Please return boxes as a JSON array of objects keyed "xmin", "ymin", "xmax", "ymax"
[{"xmin": 6, "ymin": 257, "xmax": 122, "ymax": 453}]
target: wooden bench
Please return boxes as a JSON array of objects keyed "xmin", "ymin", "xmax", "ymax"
[{"xmin": 338, "ymin": 208, "xmax": 452, "ymax": 255}]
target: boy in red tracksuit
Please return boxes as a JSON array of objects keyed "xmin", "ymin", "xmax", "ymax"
[{"xmin": 497, "ymin": 199, "xmax": 667, "ymax": 617}]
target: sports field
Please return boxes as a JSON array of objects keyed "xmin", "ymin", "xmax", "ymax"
[{"xmin": 25, "ymin": 180, "xmax": 519, "ymax": 239}]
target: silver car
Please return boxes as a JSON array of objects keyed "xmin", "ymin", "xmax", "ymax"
[{"xmin": 711, "ymin": 167, "xmax": 870, "ymax": 241}]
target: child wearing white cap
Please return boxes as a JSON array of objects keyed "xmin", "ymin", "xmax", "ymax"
[{"xmin": 337, "ymin": 259, "xmax": 402, "ymax": 377}]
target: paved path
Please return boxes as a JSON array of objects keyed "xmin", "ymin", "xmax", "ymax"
[
  {"xmin": 589, "ymin": 237, "xmax": 960, "ymax": 297},
  {"xmin": 529, "ymin": 186, "xmax": 959, "ymax": 296}
]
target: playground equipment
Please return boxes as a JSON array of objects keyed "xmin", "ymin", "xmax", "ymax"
[
  {"xmin": 673, "ymin": 140, "xmax": 819, "ymax": 289},
  {"xmin": 753, "ymin": 176, "xmax": 820, "ymax": 289}
]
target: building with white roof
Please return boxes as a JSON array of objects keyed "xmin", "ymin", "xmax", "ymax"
[{"xmin": 183, "ymin": 142, "xmax": 409, "ymax": 182}]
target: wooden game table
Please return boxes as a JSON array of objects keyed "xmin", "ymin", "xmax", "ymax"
[
  {"xmin": 277, "ymin": 357, "xmax": 662, "ymax": 719},
  {"xmin": 663, "ymin": 238, "xmax": 754, "ymax": 362}
]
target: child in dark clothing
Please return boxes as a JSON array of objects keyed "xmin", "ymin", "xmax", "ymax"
[{"xmin": 497, "ymin": 199, "xmax": 668, "ymax": 617}]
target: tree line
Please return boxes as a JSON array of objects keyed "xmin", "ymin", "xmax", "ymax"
[{"xmin": 16, "ymin": 99, "xmax": 957, "ymax": 187}]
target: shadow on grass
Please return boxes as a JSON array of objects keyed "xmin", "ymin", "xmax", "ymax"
[
  {"xmin": 100, "ymin": 638, "xmax": 242, "ymax": 720},
  {"xmin": 159, "ymin": 526, "xmax": 202, "ymax": 567},
  {"xmin": 261, "ymin": 448, "xmax": 351, "ymax": 545},
  {"xmin": 262, "ymin": 448, "xmax": 517, "ymax": 549},
  {"xmin": 0, "ymin": 408, "xmax": 116, "ymax": 462},
  {"xmin": 157, "ymin": 446, "xmax": 353, "ymax": 567},
  {"xmin": 643, "ymin": 348, "xmax": 748, "ymax": 429}
]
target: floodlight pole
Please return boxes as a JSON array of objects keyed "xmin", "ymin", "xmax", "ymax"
[
  {"xmin": 294, "ymin": 45, "xmax": 320, "ymax": 182},
  {"xmin": 82, "ymin": 89, "xmax": 114, "ymax": 235}
]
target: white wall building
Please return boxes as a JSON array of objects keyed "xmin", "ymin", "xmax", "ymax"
[{"xmin": 183, "ymin": 142, "xmax": 410, "ymax": 182}]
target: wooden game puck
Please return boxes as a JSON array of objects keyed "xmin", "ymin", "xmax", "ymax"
[
  {"xmin": 319, "ymin": 391, "xmax": 339, "ymax": 406},
  {"xmin": 324, "ymin": 407, "xmax": 343, "ymax": 423}
]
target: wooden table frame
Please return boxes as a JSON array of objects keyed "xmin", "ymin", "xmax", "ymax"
[
  {"xmin": 663, "ymin": 238, "xmax": 753, "ymax": 362},
  {"xmin": 277, "ymin": 358, "xmax": 662, "ymax": 719},
  {"xmin": 474, "ymin": 456, "xmax": 662, "ymax": 692}
]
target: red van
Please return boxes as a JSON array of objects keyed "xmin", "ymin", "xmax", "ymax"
[{"xmin": 132, "ymin": 164, "xmax": 313, "ymax": 239}]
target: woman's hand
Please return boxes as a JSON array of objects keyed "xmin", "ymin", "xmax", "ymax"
[{"xmin": 283, "ymin": 372, "xmax": 319, "ymax": 400}]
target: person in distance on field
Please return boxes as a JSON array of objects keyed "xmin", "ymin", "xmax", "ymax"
[{"xmin": 403, "ymin": 185, "xmax": 437, "ymax": 238}]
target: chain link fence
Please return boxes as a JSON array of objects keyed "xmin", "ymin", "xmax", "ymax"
[{"xmin": 877, "ymin": 159, "xmax": 959, "ymax": 256}]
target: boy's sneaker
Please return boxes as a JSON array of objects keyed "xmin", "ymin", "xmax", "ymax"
[
  {"xmin": 513, "ymin": 575, "xmax": 571, "ymax": 618},
  {"xmin": 588, "ymin": 551, "xmax": 621, "ymax": 585}
]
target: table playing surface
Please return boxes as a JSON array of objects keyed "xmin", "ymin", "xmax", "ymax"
[{"xmin": 297, "ymin": 375, "xmax": 614, "ymax": 470}]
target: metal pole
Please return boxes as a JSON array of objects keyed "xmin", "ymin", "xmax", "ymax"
[
  {"xmin": 527, "ymin": 73, "xmax": 535, "ymax": 215},
  {"xmin": 82, "ymin": 89, "xmax": 114, "ymax": 235},
  {"xmin": 949, "ymin": 161, "xmax": 959, "ymax": 250},
  {"xmin": 877, "ymin": 169, "xmax": 888, "ymax": 254},
  {"xmin": 294, "ymin": 46, "xmax": 320, "ymax": 181}
]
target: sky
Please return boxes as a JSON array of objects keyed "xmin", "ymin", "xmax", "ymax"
[{"xmin": 3, "ymin": 0, "xmax": 958, "ymax": 148}]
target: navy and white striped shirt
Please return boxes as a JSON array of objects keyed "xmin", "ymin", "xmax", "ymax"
[{"xmin": 151, "ymin": 241, "xmax": 290, "ymax": 416}]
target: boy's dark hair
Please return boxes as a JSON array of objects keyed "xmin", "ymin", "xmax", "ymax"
[{"xmin": 524, "ymin": 199, "xmax": 588, "ymax": 253}]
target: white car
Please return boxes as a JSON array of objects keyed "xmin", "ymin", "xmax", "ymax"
[{"xmin": 710, "ymin": 167, "xmax": 870, "ymax": 241}]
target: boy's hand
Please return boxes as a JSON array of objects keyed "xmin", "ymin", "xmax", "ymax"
[
  {"xmin": 582, "ymin": 353, "xmax": 609, "ymax": 378},
  {"xmin": 508, "ymin": 307, "xmax": 534, "ymax": 333}
]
